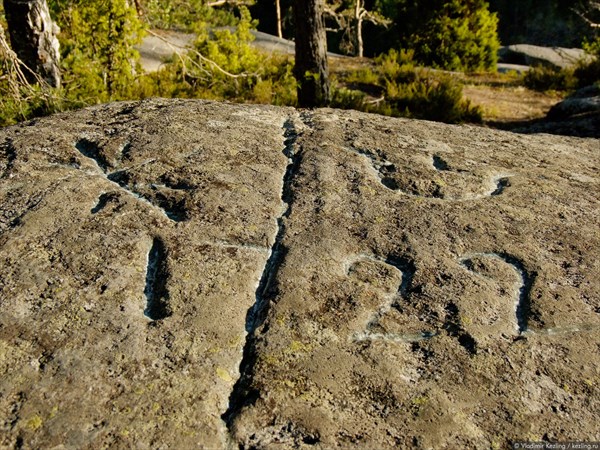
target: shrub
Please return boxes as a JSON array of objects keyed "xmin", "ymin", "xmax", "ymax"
[
  {"xmin": 523, "ymin": 38, "xmax": 600, "ymax": 93},
  {"xmin": 142, "ymin": 0, "xmax": 239, "ymax": 30},
  {"xmin": 136, "ymin": 8, "xmax": 297, "ymax": 105},
  {"xmin": 523, "ymin": 65, "xmax": 577, "ymax": 92},
  {"xmin": 378, "ymin": 0, "xmax": 499, "ymax": 72},
  {"xmin": 333, "ymin": 49, "xmax": 482, "ymax": 123},
  {"xmin": 387, "ymin": 75, "xmax": 482, "ymax": 123},
  {"xmin": 574, "ymin": 38, "xmax": 600, "ymax": 88},
  {"xmin": 49, "ymin": 0, "xmax": 144, "ymax": 103},
  {"xmin": 330, "ymin": 86, "xmax": 368, "ymax": 111}
]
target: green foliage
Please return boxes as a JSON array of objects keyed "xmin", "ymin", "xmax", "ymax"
[
  {"xmin": 49, "ymin": 0, "xmax": 144, "ymax": 103},
  {"xmin": 330, "ymin": 85, "xmax": 369, "ymax": 111},
  {"xmin": 488, "ymin": 0, "xmax": 592, "ymax": 48},
  {"xmin": 575, "ymin": 38, "xmax": 600, "ymax": 87},
  {"xmin": 523, "ymin": 65, "xmax": 577, "ymax": 92},
  {"xmin": 137, "ymin": 8, "xmax": 297, "ymax": 105},
  {"xmin": 523, "ymin": 39, "xmax": 600, "ymax": 92},
  {"xmin": 2, "ymin": 0, "xmax": 488, "ymax": 127},
  {"xmin": 333, "ymin": 49, "xmax": 482, "ymax": 123},
  {"xmin": 376, "ymin": 0, "xmax": 499, "ymax": 71},
  {"xmin": 0, "ymin": 83, "xmax": 61, "ymax": 127},
  {"xmin": 142, "ymin": 0, "xmax": 241, "ymax": 30}
]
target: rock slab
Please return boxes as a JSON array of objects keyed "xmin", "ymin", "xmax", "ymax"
[
  {"xmin": 498, "ymin": 44, "xmax": 589, "ymax": 69},
  {"xmin": 0, "ymin": 100, "xmax": 599, "ymax": 449}
]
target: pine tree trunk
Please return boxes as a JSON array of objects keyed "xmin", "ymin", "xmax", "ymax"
[
  {"xmin": 3, "ymin": 0, "xmax": 61, "ymax": 88},
  {"xmin": 293, "ymin": 0, "xmax": 330, "ymax": 107},
  {"xmin": 276, "ymin": 0, "xmax": 283, "ymax": 38},
  {"xmin": 355, "ymin": 0, "xmax": 363, "ymax": 58}
]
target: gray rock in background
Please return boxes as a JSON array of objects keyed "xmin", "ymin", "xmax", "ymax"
[
  {"xmin": 548, "ymin": 85, "xmax": 600, "ymax": 120},
  {"xmin": 0, "ymin": 100, "xmax": 598, "ymax": 448},
  {"xmin": 499, "ymin": 44, "xmax": 590, "ymax": 69},
  {"xmin": 135, "ymin": 29, "xmax": 343, "ymax": 73},
  {"xmin": 136, "ymin": 30, "xmax": 195, "ymax": 72}
]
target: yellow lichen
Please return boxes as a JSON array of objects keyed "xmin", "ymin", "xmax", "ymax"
[
  {"xmin": 259, "ymin": 353, "xmax": 282, "ymax": 367},
  {"xmin": 49, "ymin": 406, "xmax": 59, "ymax": 419},
  {"xmin": 26, "ymin": 415, "xmax": 43, "ymax": 431},
  {"xmin": 216, "ymin": 367, "xmax": 233, "ymax": 382},
  {"xmin": 285, "ymin": 340, "xmax": 312, "ymax": 354},
  {"xmin": 460, "ymin": 315, "xmax": 473, "ymax": 326},
  {"xmin": 411, "ymin": 396, "xmax": 428, "ymax": 406}
]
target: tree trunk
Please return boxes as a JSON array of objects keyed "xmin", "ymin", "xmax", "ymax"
[
  {"xmin": 355, "ymin": 0, "xmax": 363, "ymax": 58},
  {"xmin": 276, "ymin": 0, "xmax": 283, "ymax": 38},
  {"xmin": 3, "ymin": 0, "xmax": 61, "ymax": 88},
  {"xmin": 357, "ymin": 16, "xmax": 363, "ymax": 57},
  {"xmin": 293, "ymin": 0, "xmax": 330, "ymax": 107}
]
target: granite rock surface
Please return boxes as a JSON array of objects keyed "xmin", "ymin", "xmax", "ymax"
[{"xmin": 0, "ymin": 99, "xmax": 598, "ymax": 449}]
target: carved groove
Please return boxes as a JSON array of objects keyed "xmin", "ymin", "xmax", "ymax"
[
  {"xmin": 347, "ymin": 145, "xmax": 512, "ymax": 201},
  {"xmin": 348, "ymin": 254, "xmax": 436, "ymax": 344},
  {"xmin": 222, "ymin": 115, "xmax": 302, "ymax": 429},
  {"xmin": 144, "ymin": 237, "xmax": 170, "ymax": 321},
  {"xmin": 75, "ymin": 139, "xmax": 110, "ymax": 172},
  {"xmin": 459, "ymin": 252, "xmax": 534, "ymax": 334},
  {"xmin": 75, "ymin": 138, "xmax": 187, "ymax": 222}
]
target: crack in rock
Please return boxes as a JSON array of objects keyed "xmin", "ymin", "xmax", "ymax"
[
  {"xmin": 432, "ymin": 154, "xmax": 450, "ymax": 171},
  {"xmin": 75, "ymin": 139, "xmax": 111, "ymax": 173},
  {"xmin": 120, "ymin": 142, "xmax": 132, "ymax": 162},
  {"xmin": 490, "ymin": 176, "xmax": 511, "ymax": 196},
  {"xmin": 221, "ymin": 114, "xmax": 302, "ymax": 432}
]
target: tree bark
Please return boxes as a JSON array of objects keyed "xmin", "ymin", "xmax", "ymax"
[
  {"xmin": 293, "ymin": 0, "xmax": 330, "ymax": 107},
  {"xmin": 276, "ymin": 0, "xmax": 283, "ymax": 38},
  {"xmin": 3, "ymin": 0, "xmax": 61, "ymax": 88},
  {"xmin": 355, "ymin": 0, "xmax": 363, "ymax": 58}
]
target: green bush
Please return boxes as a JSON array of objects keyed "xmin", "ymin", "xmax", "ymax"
[
  {"xmin": 377, "ymin": 0, "xmax": 499, "ymax": 72},
  {"xmin": 523, "ymin": 65, "xmax": 577, "ymax": 92},
  {"xmin": 333, "ymin": 49, "xmax": 482, "ymax": 123},
  {"xmin": 574, "ymin": 58, "xmax": 600, "ymax": 88},
  {"xmin": 330, "ymin": 86, "xmax": 369, "ymax": 111},
  {"xmin": 136, "ymin": 8, "xmax": 297, "ymax": 105},
  {"xmin": 142, "ymin": 0, "xmax": 240, "ymax": 30},
  {"xmin": 388, "ymin": 74, "xmax": 482, "ymax": 123},
  {"xmin": 0, "ymin": 83, "xmax": 62, "ymax": 126},
  {"xmin": 523, "ymin": 38, "xmax": 600, "ymax": 93},
  {"xmin": 49, "ymin": 0, "xmax": 144, "ymax": 103},
  {"xmin": 574, "ymin": 38, "xmax": 600, "ymax": 88}
]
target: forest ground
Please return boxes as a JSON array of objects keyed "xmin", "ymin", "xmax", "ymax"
[{"xmin": 328, "ymin": 56, "xmax": 563, "ymax": 126}]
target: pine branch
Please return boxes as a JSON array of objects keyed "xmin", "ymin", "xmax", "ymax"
[{"xmin": 145, "ymin": 29, "xmax": 250, "ymax": 79}]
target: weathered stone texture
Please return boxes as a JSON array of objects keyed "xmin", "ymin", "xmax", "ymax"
[{"xmin": 0, "ymin": 100, "xmax": 598, "ymax": 448}]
